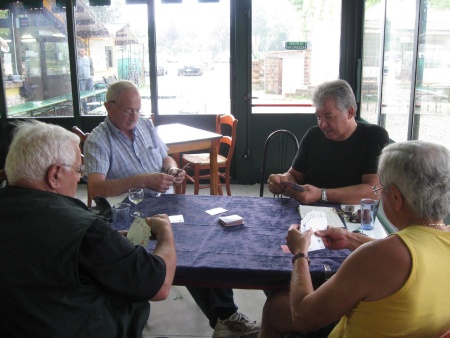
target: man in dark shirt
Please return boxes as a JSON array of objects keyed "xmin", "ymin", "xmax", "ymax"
[
  {"xmin": 268, "ymin": 79, "xmax": 389, "ymax": 205},
  {"xmin": 0, "ymin": 120, "xmax": 176, "ymax": 337}
]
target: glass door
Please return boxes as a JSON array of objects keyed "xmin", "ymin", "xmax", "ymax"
[
  {"xmin": 154, "ymin": 0, "xmax": 230, "ymax": 115},
  {"xmin": 252, "ymin": 0, "xmax": 341, "ymax": 114}
]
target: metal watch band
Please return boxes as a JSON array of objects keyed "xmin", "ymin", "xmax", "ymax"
[{"xmin": 321, "ymin": 188, "xmax": 328, "ymax": 202}]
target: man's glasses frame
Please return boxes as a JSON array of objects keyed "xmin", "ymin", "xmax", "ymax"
[
  {"xmin": 61, "ymin": 164, "xmax": 86, "ymax": 177},
  {"xmin": 372, "ymin": 184, "xmax": 383, "ymax": 196},
  {"xmin": 108, "ymin": 100, "xmax": 142, "ymax": 116}
]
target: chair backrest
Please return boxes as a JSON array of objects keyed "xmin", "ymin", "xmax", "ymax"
[
  {"xmin": 216, "ymin": 114, "xmax": 238, "ymax": 169},
  {"xmin": 72, "ymin": 126, "xmax": 92, "ymax": 207},
  {"xmin": 437, "ymin": 328, "xmax": 450, "ymax": 338},
  {"xmin": 72, "ymin": 126, "xmax": 89, "ymax": 147},
  {"xmin": 260, "ymin": 129, "xmax": 299, "ymax": 197}
]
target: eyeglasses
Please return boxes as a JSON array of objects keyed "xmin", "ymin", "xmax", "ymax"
[
  {"xmin": 61, "ymin": 164, "xmax": 86, "ymax": 177},
  {"xmin": 372, "ymin": 184, "xmax": 384, "ymax": 196},
  {"xmin": 108, "ymin": 100, "xmax": 142, "ymax": 116}
]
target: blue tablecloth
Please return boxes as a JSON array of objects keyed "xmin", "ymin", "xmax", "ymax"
[{"xmin": 129, "ymin": 194, "xmax": 350, "ymax": 289}]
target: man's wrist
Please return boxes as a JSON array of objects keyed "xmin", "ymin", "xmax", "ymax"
[
  {"xmin": 320, "ymin": 188, "xmax": 328, "ymax": 202},
  {"xmin": 166, "ymin": 167, "xmax": 178, "ymax": 174}
]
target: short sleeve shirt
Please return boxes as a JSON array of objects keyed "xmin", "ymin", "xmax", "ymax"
[
  {"xmin": 292, "ymin": 122, "xmax": 389, "ymax": 188},
  {"xmin": 84, "ymin": 117, "xmax": 168, "ymax": 181}
]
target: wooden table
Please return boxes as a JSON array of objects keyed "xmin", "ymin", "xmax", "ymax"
[{"xmin": 156, "ymin": 123, "xmax": 222, "ymax": 195}]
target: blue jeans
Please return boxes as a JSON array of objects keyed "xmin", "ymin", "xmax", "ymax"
[{"xmin": 187, "ymin": 287, "xmax": 238, "ymax": 328}]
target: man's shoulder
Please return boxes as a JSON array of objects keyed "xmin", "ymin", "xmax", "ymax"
[
  {"xmin": 356, "ymin": 122, "xmax": 389, "ymax": 140},
  {"xmin": 87, "ymin": 120, "xmax": 109, "ymax": 140}
]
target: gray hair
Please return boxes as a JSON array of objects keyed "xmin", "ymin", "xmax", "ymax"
[
  {"xmin": 378, "ymin": 140, "xmax": 450, "ymax": 221},
  {"xmin": 106, "ymin": 80, "xmax": 139, "ymax": 102},
  {"xmin": 5, "ymin": 120, "xmax": 80, "ymax": 185},
  {"xmin": 312, "ymin": 79, "xmax": 357, "ymax": 112}
]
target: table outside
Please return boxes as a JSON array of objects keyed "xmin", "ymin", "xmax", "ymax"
[
  {"xmin": 123, "ymin": 194, "xmax": 386, "ymax": 290},
  {"xmin": 156, "ymin": 123, "xmax": 222, "ymax": 195},
  {"xmin": 7, "ymin": 88, "xmax": 107, "ymax": 117}
]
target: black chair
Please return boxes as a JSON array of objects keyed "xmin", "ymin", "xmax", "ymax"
[{"xmin": 260, "ymin": 130, "xmax": 299, "ymax": 197}]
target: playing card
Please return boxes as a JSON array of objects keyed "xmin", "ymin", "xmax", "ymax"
[
  {"xmin": 301, "ymin": 211, "xmax": 327, "ymax": 251},
  {"xmin": 169, "ymin": 214, "xmax": 185, "ymax": 223},
  {"xmin": 205, "ymin": 207, "xmax": 227, "ymax": 215},
  {"xmin": 127, "ymin": 217, "xmax": 151, "ymax": 247}
]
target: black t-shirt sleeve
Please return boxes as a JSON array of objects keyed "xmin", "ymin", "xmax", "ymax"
[
  {"xmin": 77, "ymin": 219, "xmax": 166, "ymax": 302},
  {"xmin": 292, "ymin": 127, "xmax": 314, "ymax": 175}
]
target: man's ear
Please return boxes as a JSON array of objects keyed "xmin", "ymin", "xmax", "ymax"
[
  {"xmin": 347, "ymin": 106, "xmax": 355, "ymax": 119},
  {"xmin": 390, "ymin": 185, "xmax": 404, "ymax": 211},
  {"xmin": 46, "ymin": 164, "xmax": 62, "ymax": 190}
]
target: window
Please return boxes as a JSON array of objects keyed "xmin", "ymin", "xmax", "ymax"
[
  {"xmin": 1, "ymin": 1, "xmax": 73, "ymax": 118},
  {"xmin": 361, "ymin": 0, "xmax": 450, "ymax": 149},
  {"xmin": 251, "ymin": 0, "xmax": 341, "ymax": 114}
]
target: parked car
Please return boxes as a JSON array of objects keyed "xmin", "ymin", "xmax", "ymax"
[{"xmin": 177, "ymin": 57, "xmax": 203, "ymax": 76}]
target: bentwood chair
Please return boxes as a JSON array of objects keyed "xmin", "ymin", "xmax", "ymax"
[
  {"xmin": 72, "ymin": 126, "xmax": 92, "ymax": 207},
  {"xmin": 260, "ymin": 129, "xmax": 299, "ymax": 197},
  {"xmin": 181, "ymin": 114, "xmax": 238, "ymax": 195}
]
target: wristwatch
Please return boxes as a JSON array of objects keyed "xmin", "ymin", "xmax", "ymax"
[{"xmin": 321, "ymin": 188, "xmax": 328, "ymax": 202}]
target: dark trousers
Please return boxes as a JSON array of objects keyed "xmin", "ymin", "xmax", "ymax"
[{"xmin": 187, "ymin": 287, "xmax": 238, "ymax": 328}]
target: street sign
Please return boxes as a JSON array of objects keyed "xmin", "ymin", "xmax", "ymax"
[{"xmin": 285, "ymin": 41, "xmax": 308, "ymax": 50}]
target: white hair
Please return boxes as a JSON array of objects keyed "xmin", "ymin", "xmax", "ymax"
[
  {"xmin": 378, "ymin": 140, "xmax": 450, "ymax": 220},
  {"xmin": 312, "ymin": 79, "xmax": 357, "ymax": 112},
  {"xmin": 5, "ymin": 120, "xmax": 80, "ymax": 185},
  {"xmin": 106, "ymin": 80, "xmax": 139, "ymax": 102}
]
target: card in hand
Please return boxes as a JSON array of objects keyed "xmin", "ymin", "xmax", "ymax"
[
  {"xmin": 301, "ymin": 211, "xmax": 327, "ymax": 251},
  {"xmin": 127, "ymin": 217, "xmax": 151, "ymax": 247},
  {"xmin": 281, "ymin": 181, "xmax": 305, "ymax": 192}
]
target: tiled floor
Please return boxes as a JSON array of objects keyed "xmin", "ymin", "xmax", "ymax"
[{"xmin": 75, "ymin": 182, "xmax": 272, "ymax": 338}]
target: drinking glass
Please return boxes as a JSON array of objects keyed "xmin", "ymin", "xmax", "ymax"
[{"xmin": 128, "ymin": 188, "xmax": 144, "ymax": 217}]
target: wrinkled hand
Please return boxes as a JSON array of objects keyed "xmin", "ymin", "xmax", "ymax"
[
  {"xmin": 145, "ymin": 214, "xmax": 171, "ymax": 239},
  {"xmin": 287, "ymin": 184, "xmax": 321, "ymax": 204},
  {"xmin": 315, "ymin": 227, "xmax": 348, "ymax": 250},
  {"xmin": 286, "ymin": 224, "xmax": 313, "ymax": 255},
  {"xmin": 148, "ymin": 173, "xmax": 175, "ymax": 193},
  {"xmin": 267, "ymin": 174, "xmax": 289, "ymax": 195},
  {"xmin": 167, "ymin": 168, "xmax": 186, "ymax": 186}
]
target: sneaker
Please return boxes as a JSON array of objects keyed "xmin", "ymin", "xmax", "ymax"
[{"xmin": 212, "ymin": 312, "xmax": 260, "ymax": 338}]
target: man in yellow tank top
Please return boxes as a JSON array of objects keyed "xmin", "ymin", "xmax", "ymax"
[{"xmin": 259, "ymin": 140, "xmax": 450, "ymax": 338}]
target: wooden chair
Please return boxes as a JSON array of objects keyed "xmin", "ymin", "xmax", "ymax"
[
  {"xmin": 259, "ymin": 129, "xmax": 299, "ymax": 197},
  {"xmin": 181, "ymin": 114, "xmax": 238, "ymax": 195},
  {"xmin": 72, "ymin": 126, "xmax": 92, "ymax": 207}
]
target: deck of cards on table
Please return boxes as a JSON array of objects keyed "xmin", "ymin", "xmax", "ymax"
[{"xmin": 219, "ymin": 214, "xmax": 244, "ymax": 227}]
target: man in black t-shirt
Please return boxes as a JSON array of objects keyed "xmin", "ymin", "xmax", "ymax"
[{"xmin": 268, "ymin": 79, "xmax": 389, "ymax": 205}]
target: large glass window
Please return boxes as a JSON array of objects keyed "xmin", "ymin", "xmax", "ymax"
[
  {"xmin": 361, "ymin": 0, "xmax": 450, "ymax": 149},
  {"xmin": 252, "ymin": 0, "xmax": 341, "ymax": 114},
  {"xmin": 154, "ymin": 0, "xmax": 230, "ymax": 115},
  {"xmin": 1, "ymin": 1, "xmax": 73, "ymax": 118},
  {"xmin": 77, "ymin": 0, "xmax": 149, "ymax": 116},
  {"xmin": 412, "ymin": 0, "xmax": 450, "ymax": 148}
]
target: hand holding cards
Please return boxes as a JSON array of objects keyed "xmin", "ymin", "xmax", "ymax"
[
  {"xmin": 300, "ymin": 211, "xmax": 327, "ymax": 251},
  {"xmin": 281, "ymin": 181, "xmax": 305, "ymax": 192},
  {"xmin": 127, "ymin": 217, "xmax": 151, "ymax": 247}
]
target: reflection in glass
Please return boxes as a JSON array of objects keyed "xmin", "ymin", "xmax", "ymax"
[{"xmin": 1, "ymin": 2, "xmax": 73, "ymax": 118}]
